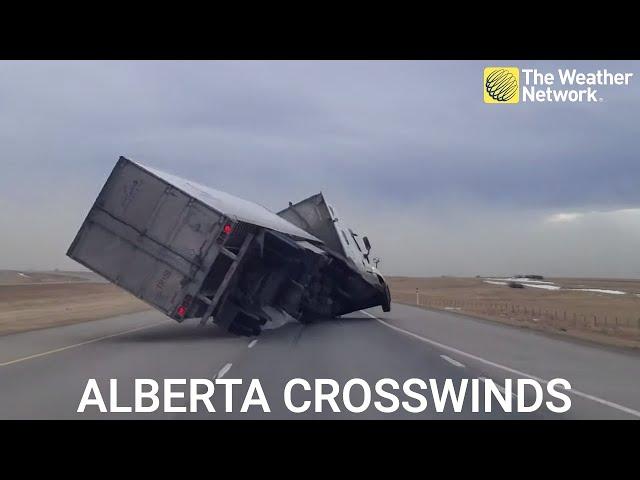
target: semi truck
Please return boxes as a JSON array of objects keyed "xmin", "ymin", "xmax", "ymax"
[{"xmin": 67, "ymin": 156, "xmax": 391, "ymax": 336}]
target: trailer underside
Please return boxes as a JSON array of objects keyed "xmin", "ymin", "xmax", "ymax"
[{"xmin": 189, "ymin": 228, "xmax": 390, "ymax": 336}]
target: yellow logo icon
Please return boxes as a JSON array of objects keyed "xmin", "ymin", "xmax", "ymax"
[{"xmin": 484, "ymin": 67, "xmax": 519, "ymax": 104}]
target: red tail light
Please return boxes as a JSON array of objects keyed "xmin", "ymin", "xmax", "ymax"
[{"xmin": 176, "ymin": 295, "xmax": 192, "ymax": 318}]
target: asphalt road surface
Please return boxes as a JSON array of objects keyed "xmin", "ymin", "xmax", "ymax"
[{"xmin": 0, "ymin": 303, "xmax": 639, "ymax": 419}]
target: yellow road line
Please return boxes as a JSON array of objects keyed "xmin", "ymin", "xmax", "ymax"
[{"xmin": 0, "ymin": 322, "xmax": 165, "ymax": 367}]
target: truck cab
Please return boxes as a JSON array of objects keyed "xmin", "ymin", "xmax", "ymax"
[{"xmin": 278, "ymin": 193, "xmax": 391, "ymax": 313}]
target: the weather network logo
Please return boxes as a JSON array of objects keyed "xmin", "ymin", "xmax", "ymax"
[{"xmin": 484, "ymin": 67, "xmax": 519, "ymax": 103}]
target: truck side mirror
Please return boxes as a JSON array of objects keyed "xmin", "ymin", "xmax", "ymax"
[{"xmin": 363, "ymin": 236, "xmax": 371, "ymax": 252}]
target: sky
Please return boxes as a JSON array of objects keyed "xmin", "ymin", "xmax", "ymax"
[{"xmin": 1, "ymin": 60, "xmax": 639, "ymax": 278}]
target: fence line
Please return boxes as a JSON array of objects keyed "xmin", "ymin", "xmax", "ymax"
[{"xmin": 390, "ymin": 290, "xmax": 640, "ymax": 334}]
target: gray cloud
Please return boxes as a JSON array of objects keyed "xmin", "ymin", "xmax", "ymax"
[{"xmin": 1, "ymin": 60, "xmax": 639, "ymax": 277}]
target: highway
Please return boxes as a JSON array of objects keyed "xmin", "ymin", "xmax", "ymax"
[{"xmin": 0, "ymin": 303, "xmax": 639, "ymax": 419}]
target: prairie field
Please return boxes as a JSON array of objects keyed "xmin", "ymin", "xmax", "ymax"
[
  {"xmin": 388, "ymin": 276, "xmax": 640, "ymax": 349},
  {"xmin": 0, "ymin": 271, "xmax": 149, "ymax": 336}
]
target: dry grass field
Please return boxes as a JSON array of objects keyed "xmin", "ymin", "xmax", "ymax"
[
  {"xmin": 0, "ymin": 280, "xmax": 150, "ymax": 336},
  {"xmin": 388, "ymin": 276, "xmax": 640, "ymax": 349},
  {"xmin": 0, "ymin": 270, "xmax": 91, "ymax": 285}
]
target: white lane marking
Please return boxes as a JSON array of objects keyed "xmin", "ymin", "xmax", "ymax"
[
  {"xmin": 248, "ymin": 339, "xmax": 258, "ymax": 349},
  {"xmin": 440, "ymin": 355, "xmax": 465, "ymax": 368},
  {"xmin": 480, "ymin": 377, "xmax": 517, "ymax": 398},
  {"xmin": 0, "ymin": 281, "xmax": 96, "ymax": 287},
  {"xmin": 215, "ymin": 363, "xmax": 232, "ymax": 379},
  {"xmin": 0, "ymin": 322, "xmax": 164, "ymax": 367},
  {"xmin": 361, "ymin": 310, "xmax": 640, "ymax": 419}
]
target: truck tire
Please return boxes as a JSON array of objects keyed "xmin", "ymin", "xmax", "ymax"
[{"xmin": 382, "ymin": 283, "xmax": 391, "ymax": 312}]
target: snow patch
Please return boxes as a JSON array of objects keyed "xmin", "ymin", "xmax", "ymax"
[
  {"xmin": 483, "ymin": 278, "xmax": 628, "ymax": 295},
  {"xmin": 487, "ymin": 277, "xmax": 556, "ymax": 285},
  {"xmin": 484, "ymin": 279, "xmax": 560, "ymax": 290},
  {"xmin": 523, "ymin": 283, "xmax": 561, "ymax": 291},
  {"xmin": 569, "ymin": 288, "xmax": 626, "ymax": 295}
]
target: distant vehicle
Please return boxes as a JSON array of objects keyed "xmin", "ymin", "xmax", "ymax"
[
  {"xmin": 67, "ymin": 157, "xmax": 390, "ymax": 336},
  {"xmin": 508, "ymin": 281, "xmax": 525, "ymax": 289}
]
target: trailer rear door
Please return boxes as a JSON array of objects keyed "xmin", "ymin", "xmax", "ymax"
[{"xmin": 67, "ymin": 158, "xmax": 223, "ymax": 315}]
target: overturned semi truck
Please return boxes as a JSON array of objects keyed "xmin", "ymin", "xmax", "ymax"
[{"xmin": 67, "ymin": 157, "xmax": 391, "ymax": 336}]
